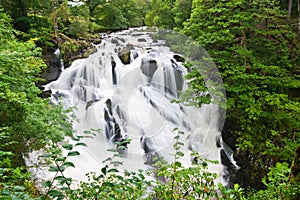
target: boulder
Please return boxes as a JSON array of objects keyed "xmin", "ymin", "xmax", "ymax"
[
  {"xmin": 141, "ymin": 58, "xmax": 158, "ymax": 80},
  {"xmin": 173, "ymin": 54, "xmax": 185, "ymax": 62},
  {"xmin": 41, "ymin": 53, "xmax": 62, "ymax": 82},
  {"xmin": 137, "ymin": 38, "xmax": 147, "ymax": 42},
  {"xmin": 111, "ymin": 38, "xmax": 119, "ymax": 45},
  {"xmin": 39, "ymin": 89, "xmax": 52, "ymax": 99},
  {"xmin": 118, "ymin": 49, "xmax": 131, "ymax": 64}
]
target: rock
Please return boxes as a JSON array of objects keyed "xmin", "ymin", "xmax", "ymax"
[
  {"xmin": 53, "ymin": 91, "xmax": 66, "ymax": 100},
  {"xmin": 83, "ymin": 47, "xmax": 97, "ymax": 58},
  {"xmin": 39, "ymin": 89, "xmax": 52, "ymax": 99},
  {"xmin": 41, "ymin": 53, "xmax": 62, "ymax": 82},
  {"xmin": 132, "ymin": 51, "xmax": 139, "ymax": 60},
  {"xmin": 137, "ymin": 38, "xmax": 147, "ymax": 42},
  {"xmin": 171, "ymin": 60, "xmax": 184, "ymax": 91},
  {"xmin": 116, "ymin": 37, "xmax": 125, "ymax": 43},
  {"xmin": 173, "ymin": 54, "xmax": 185, "ymax": 62},
  {"xmin": 111, "ymin": 38, "xmax": 119, "ymax": 45},
  {"xmin": 132, "ymin": 33, "xmax": 144, "ymax": 37},
  {"xmin": 141, "ymin": 58, "xmax": 158, "ymax": 80},
  {"xmin": 85, "ymin": 99, "xmax": 99, "ymax": 110},
  {"xmin": 111, "ymin": 57, "xmax": 117, "ymax": 85},
  {"xmin": 57, "ymin": 33, "xmax": 101, "ymax": 68},
  {"xmin": 118, "ymin": 49, "xmax": 131, "ymax": 64}
]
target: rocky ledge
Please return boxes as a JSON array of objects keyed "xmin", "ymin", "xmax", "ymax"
[{"xmin": 41, "ymin": 33, "xmax": 101, "ymax": 83}]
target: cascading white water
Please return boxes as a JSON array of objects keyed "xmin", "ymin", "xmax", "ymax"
[{"xmin": 29, "ymin": 27, "xmax": 237, "ymax": 185}]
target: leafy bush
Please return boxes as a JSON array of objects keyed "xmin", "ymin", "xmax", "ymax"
[
  {"xmin": 0, "ymin": 9, "xmax": 73, "ymax": 199},
  {"xmin": 37, "ymin": 129, "xmax": 248, "ymax": 200},
  {"xmin": 67, "ymin": 18, "xmax": 89, "ymax": 37},
  {"xmin": 247, "ymin": 162, "xmax": 300, "ymax": 200}
]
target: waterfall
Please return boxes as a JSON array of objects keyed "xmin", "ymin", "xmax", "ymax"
[
  {"xmin": 54, "ymin": 48, "xmax": 64, "ymax": 72},
  {"xmin": 29, "ymin": 27, "xmax": 237, "ymax": 184}
]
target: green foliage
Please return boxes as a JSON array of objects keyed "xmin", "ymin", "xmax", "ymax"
[
  {"xmin": 68, "ymin": 140, "xmax": 151, "ymax": 199},
  {"xmin": 150, "ymin": 129, "xmax": 219, "ymax": 199},
  {"xmin": 1, "ymin": 0, "xmax": 299, "ymax": 197},
  {"xmin": 219, "ymin": 183, "xmax": 246, "ymax": 200},
  {"xmin": 152, "ymin": 29, "xmax": 225, "ymax": 108},
  {"xmin": 68, "ymin": 4, "xmax": 90, "ymax": 36},
  {"xmin": 182, "ymin": 0, "xmax": 300, "ymax": 168},
  {"xmin": 172, "ymin": 0, "xmax": 192, "ymax": 29},
  {"xmin": 91, "ymin": 0, "xmax": 148, "ymax": 30},
  {"xmin": 34, "ymin": 129, "xmax": 250, "ymax": 200},
  {"xmin": 145, "ymin": 0, "xmax": 176, "ymax": 28},
  {"xmin": 39, "ymin": 132, "xmax": 95, "ymax": 200},
  {"xmin": 0, "ymin": 9, "xmax": 73, "ymax": 199},
  {"xmin": 145, "ymin": 0, "xmax": 192, "ymax": 29},
  {"xmin": 247, "ymin": 162, "xmax": 300, "ymax": 199},
  {"xmin": 93, "ymin": 2, "xmax": 128, "ymax": 30}
]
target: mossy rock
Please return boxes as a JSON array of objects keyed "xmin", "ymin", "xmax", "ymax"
[{"xmin": 58, "ymin": 33, "xmax": 101, "ymax": 68}]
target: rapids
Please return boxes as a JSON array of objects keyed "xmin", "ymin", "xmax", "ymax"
[{"xmin": 27, "ymin": 27, "xmax": 237, "ymax": 185}]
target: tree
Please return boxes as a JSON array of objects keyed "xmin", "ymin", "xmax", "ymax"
[
  {"xmin": 288, "ymin": 0, "xmax": 293, "ymax": 20},
  {"xmin": 298, "ymin": 0, "xmax": 300, "ymax": 28},
  {"xmin": 172, "ymin": 0, "xmax": 192, "ymax": 29},
  {"xmin": 145, "ymin": 0, "xmax": 176, "ymax": 28},
  {"xmin": 0, "ymin": 10, "xmax": 73, "ymax": 167},
  {"xmin": 182, "ymin": 0, "xmax": 300, "ymax": 188}
]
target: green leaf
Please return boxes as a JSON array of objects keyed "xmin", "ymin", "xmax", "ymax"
[
  {"xmin": 174, "ymin": 135, "xmax": 180, "ymax": 140},
  {"xmin": 62, "ymin": 143, "xmax": 73, "ymax": 150},
  {"xmin": 103, "ymin": 157, "xmax": 112, "ymax": 163},
  {"xmin": 71, "ymin": 136, "xmax": 80, "ymax": 141},
  {"xmin": 48, "ymin": 189, "xmax": 64, "ymax": 198},
  {"xmin": 13, "ymin": 186, "xmax": 26, "ymax": 191},
  {"xmin": 176, "ymin": 151, "xmax": 184, "ymax": 157},
  {"xmin": 67, "ymin": 151, "xmax": 80, "ymax": 157},
  {"xmin": 63, "ymin": 162, "xmax": 75, "ymax": 168},
  {"xmin": 75, "ymin": 142, "xmax": 87, "ymax": 147},
  {"xmin": 39, "ymin": 153, "xmax": 52, "ymax": 158},
  {"xmin": 49, "ymin": 166, "xmax": 59, "ymax": 172},
  {"xmin": 55, "ymin": 157, "xmax": 66, "ymax": 162},
  {"xmin": 111, "ymin": 161, "xmax": 123, "ymax": 166},
  {"xmin": 108, "ymin": 168, "xmax": 119, "ymax": 173},
  {"xmin": 42, "ymin": 180, "xmax": 51, "ymax": 187},
  {"xmin": 101, "ymin": 166, "xmax": 107, "ymax": 175},
  {"xmin": 174, "ymin": 161, "xmax": 182, "ymax": 167}
]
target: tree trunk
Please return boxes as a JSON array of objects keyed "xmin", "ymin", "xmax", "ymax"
[
  {"xmin": 289, "ymin": 146, "xmax": 300, "ymax": 183},
  {"xmin": 297, "ymin": 0, "xmax": 300, "ymax": 29},
  {"xmin": 288, "ymin": 0, "xmax": 293, "ymax": 21},
  {"xmin": 52, "ymin": 0, "xmax": 58, "ymax": 43}
]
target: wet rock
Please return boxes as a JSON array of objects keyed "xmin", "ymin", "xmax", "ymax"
[
  {"xmin": 41, "ymin": 53, "xmax": 62, "ymax": 82},
  {"xmin": 137, "ymin": 38, "xmax": 147, "ymax": 42},
  {"xmin": 85, "ymin": 99, "xmax": 99, "ymax": 110},
  {"xmin": 111, "ymin": 56, "xmax": 117, "ymax": 85},
  {"xmin": 111, "ymin": 38, "xmax": 119, "ymax": 45},
  {"xmin": 39, "ymin": 89, "xmax": 52, "ymax": 99},
  {"xmin": 57, "ymin": 33, "xmax": 101, "ymax": 68},
  {"xmin": 132, "ymin": 33, "xmax": 144, "ymax": 37},
  {"xmin": 173, "ymin": 54, "xmax": 185, "ymax": 63},
  {"xmin": 132, "ymin": 51, "xmax": 139, "ymax": 60},
  {"xmin": 171, "ymin": 60, "xmax": 184, "ymax": 91},
  {"xmin": 141, "ymin": 58, "xmax": 158, "ymax": 80},
  {"xmin": 116, "ymin": 37, "xmax": 125, "ymax": 43},
  {"xmin": 53, "ymin": 91, "xmax": 66, "ymax": 100},
  {"xmin": 118, "ymin": 49, "xmax": 131, "ymax": 64}
]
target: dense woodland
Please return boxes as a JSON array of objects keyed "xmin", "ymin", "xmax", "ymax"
[{"xmin": 0, "ymin": 0, "xmax": 299, "ymax": 199}]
